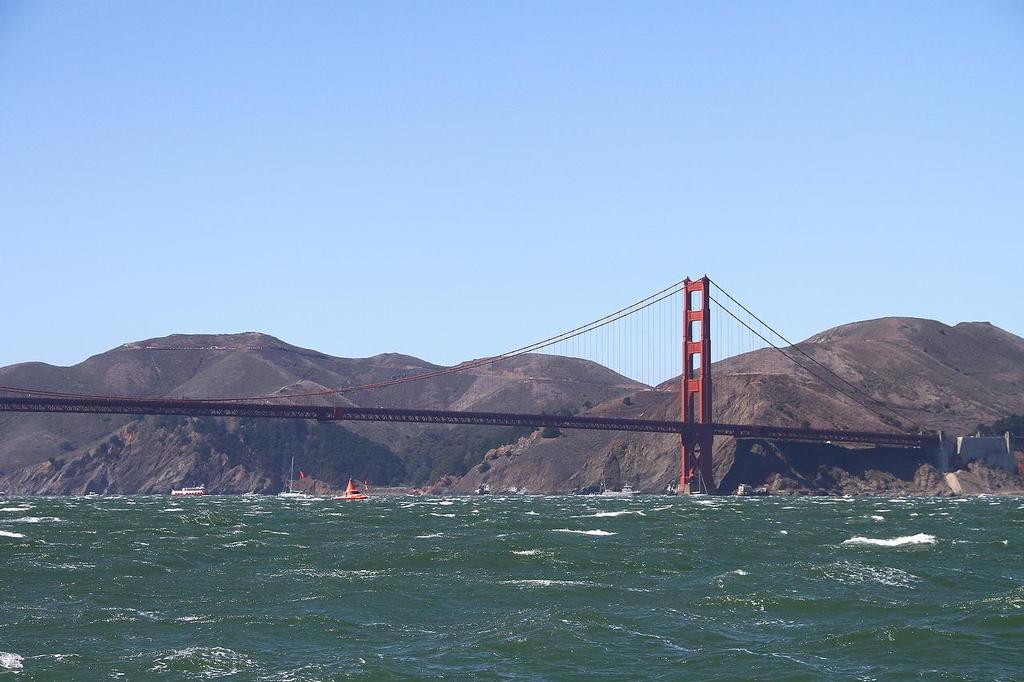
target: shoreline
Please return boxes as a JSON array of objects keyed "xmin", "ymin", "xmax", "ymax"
[{"xmin": 4, "ymin": 490, "xmax": 1024, "ymax": 498}]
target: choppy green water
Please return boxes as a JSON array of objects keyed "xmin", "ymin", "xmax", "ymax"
[{"xmin": 2, "ymin": 494, "xmax": 1023, "ymax": 680}]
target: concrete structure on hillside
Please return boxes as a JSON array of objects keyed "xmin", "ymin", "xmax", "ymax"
[
  {"xmin": 934, "ymin": 432, "xmax": 954, "ymax": 472},
  {"xmin": 956, "ymin": 433, "xmax": 1016, "ymax": 472}
]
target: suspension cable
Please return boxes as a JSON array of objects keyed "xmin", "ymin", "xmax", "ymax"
[
  {"xmin": 224, "ymin": 279, "xmax": 689, "ymax": 401},
  {"xmin": 0, "ymin": 279, "xmax": 690, "ymax": 402},
  {"xmin": 707, "ymin": 287, "xmax": 922, "ymax": 432}
]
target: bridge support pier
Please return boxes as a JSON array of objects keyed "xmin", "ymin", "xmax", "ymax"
[
  {"xmin": 681, "ymin": 432, "xmax": 715, "ymax": 494},
  {"xmin": 679, "ymin": 276, "xmax": 717, "ymax": 494},
  {"xmin": 933, "ymin": 431, "xmax": 954, "ymax": 472}
]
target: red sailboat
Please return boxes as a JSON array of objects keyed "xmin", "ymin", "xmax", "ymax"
[{"xmin": 333, "ymin": 478, "xmax": 368, "ymax": 501}]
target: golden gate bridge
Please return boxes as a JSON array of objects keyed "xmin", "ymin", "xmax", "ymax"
[{"xmin": 0, "ymin": 276, "xmax": 940, "ymax": 494}]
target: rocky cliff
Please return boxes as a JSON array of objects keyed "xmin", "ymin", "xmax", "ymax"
[
  {"xmin": 450, "ymin": 317, "xmax": 1024, "ymax": 495},
  {"xmin": 2, "ymin": 318, "xmax": 1023, "ymax": 496},
  {"xmin": 0, "ymin": 333, "xmax": 639, "ymax": 494}
]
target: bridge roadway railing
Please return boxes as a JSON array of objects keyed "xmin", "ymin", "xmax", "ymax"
[{"xmin": 0, "ymin": 396, "xmax": 937, "ymax": 449}]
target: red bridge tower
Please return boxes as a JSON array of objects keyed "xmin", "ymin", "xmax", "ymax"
[{"xmin": 680, "ymin": 276, "xmax": 715, "ymax": 494}]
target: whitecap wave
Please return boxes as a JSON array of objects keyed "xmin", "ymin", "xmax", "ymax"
[
  {"xmin": 284, "ymin": 568, "xmax": 385, "ymax": 580},
  {"xmin": 842, "ymin": 533, "xmax": 935, "ymax": 547},
  {"xmin": 500, "ymin": 579, "xmax": 594, "ymax": 587},
  {"xmin": 581, "ymin": 510, "xmax": 645, "ymax": 518},
  {"xmin": 415, "ymin": 533, "xmax": 444, "ymax": 539},
  {"xmin": 512, "ymin": 549, "xmax": 541, "ymax": 556},
  {"xmin": 175, "ymin": 615, "xmax": 215, "ymax": 624},
  {"xmin": 553, "ymin": 528, "xmax": 616, "ymax": 536},
  {"xmin": 49, "ymin": 562, "xmax": 97, "ymax": 571},
  {"xmin": 29, "ymin": 653, "xmax": 79, "ymax": 663},
  {"xmin": 0, "ymin": 506, "xmax": 32, "ymax": 513},
  {"xmin": 868, "ymin": 515, "xmax": 885, "ymax": 522},
  {"xmin": 0, "ymin": 652, "xmax": 23, "ymax": 671},
  {"xmin": 150, "ymin": 646, "xmax": 254, "ymax": 676},
  {"xmin": 711, "ymin": 568, "xmax": 751, "ymax": 587},
  {"xmin": 8, "ymin": 516, "xmax": 60, "ymax": 524},
  {"xmin": 223, "ymin": 540, "xmax": 262, "ymax": 548},
  {"xmin": 0, "ymin": 530, "xmax": 26, "ymax": 538},
  {"xmin": 823, "ymin": 560, "xmax": 920, "ymax": 588}
]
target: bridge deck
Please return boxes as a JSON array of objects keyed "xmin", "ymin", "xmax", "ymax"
[{"xmin": 0, "ymin": 396, "xmax": 937, "ymax": 449}]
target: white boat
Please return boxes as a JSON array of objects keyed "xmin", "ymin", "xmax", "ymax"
[
  {"xmin": 278, "ymin": 457, "xmax": 313, "ymax": 499},
  {"xmin": 171, "ymin": 485, "xmax": 207, "ymax": 497},
  {"xmin": 600, "ymin": 484, "xmax": 636, "ymax": 498},
  {"xmin": 735, "ymin": 484, "xmax": 769, "ymax": 497}
]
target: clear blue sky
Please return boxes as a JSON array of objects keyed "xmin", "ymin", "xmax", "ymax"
[{"xmin": 2, "ymin": 1, "xmax": 1022, "ymax": 370}]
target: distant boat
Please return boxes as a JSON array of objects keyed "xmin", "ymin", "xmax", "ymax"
[
  {"xmin": 600, "ymin": 484, "xmax": 636, "ymax": 498},
  {"xmin": 333, "ymin": 478, "xmax": 368, "ymax": 501},
  {"xmin": 278, "ymin": 457, "xmax": 312, "ymax": 499},
  {"xmin": 171, "ymin": 485, "xmax": 207, "ymax": 497},
  {"xmin": 476, "ymin": 483, "xmax": 491, "ymax": 495}
]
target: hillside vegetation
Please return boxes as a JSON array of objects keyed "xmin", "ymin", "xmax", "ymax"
[
  {"xmin": 2, "ymin": 318, "xmax": 1023, "ymax": 495},
  {"xmin": 0, "ymin": 333, "xmax": 638, "ymax": 493},
  {"xmin": 453, "ymin": 317, "xmax": 1024, "ymax": 495}
]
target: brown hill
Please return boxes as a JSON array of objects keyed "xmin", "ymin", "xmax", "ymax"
[
  {"xmin": 451, "ymin": 317, "xmax": 1024, "ymax": 494},
  {"xmin": 0, "ymin": 333, "xmax": 640, "ymax": 493},
  {"xmin": 3, "ymin": 318, "xmax": 1022, "ymax": 495}
]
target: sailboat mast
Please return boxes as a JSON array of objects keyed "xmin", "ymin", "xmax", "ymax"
[{"xmin": 288, "ymin": 456, "xmax": 295, "ymax": 493}]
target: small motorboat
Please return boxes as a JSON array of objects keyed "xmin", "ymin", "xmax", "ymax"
[
  {"xmin": 334, "ymin": 478, "xmax": 368, "ymax": 501},
  {"xmin": 171, "ymin": 485, "xmax": 207, "ymax": 497},
  {"xmin": 599, "ymin": 484, "xmax": 636, "ymax": 498}
]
